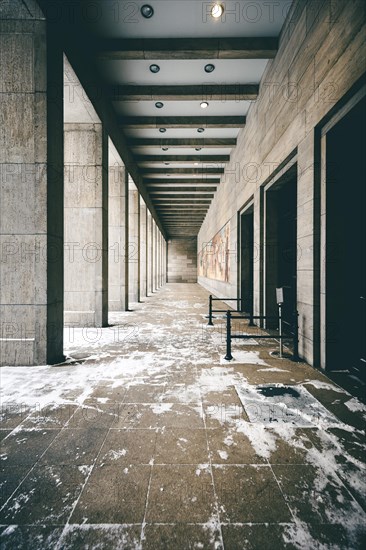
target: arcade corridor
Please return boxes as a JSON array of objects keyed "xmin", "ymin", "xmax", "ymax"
[{"xmin": 1, "ymin": 0, "xmax": 366, "ymax": 548}]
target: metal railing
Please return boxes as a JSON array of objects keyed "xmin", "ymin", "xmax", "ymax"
[
  {"xmin": 223, "ymin": 305, "xmax": 299, "ymax": 362},
  {"xmin": 207, "ymin": 294, "xmax": 254, "ymax": 326}
]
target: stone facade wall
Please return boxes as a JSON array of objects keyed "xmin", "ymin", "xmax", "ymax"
[
  {"xmin": 198, "ymin": 0, "xmax": 366, "ymax": 366},
  {"xmin": 168, "ymin": 238, "xmax": 197, "ymax": 283}
]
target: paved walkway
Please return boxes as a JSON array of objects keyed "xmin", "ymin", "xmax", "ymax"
[{"xmin": 1, "ymin": 284, "xmax": 365, "ymax": 549}]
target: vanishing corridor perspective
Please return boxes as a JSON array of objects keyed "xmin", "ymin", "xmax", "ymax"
[{"xmin": 0, "ymin": 1, "xmax": 365, "ymax": 549}]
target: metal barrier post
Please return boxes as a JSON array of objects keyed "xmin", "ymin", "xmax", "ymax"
[
  {"xmin": 278, "ymin": 303, "xmax": 283, "ymax": 358},
  {"xmin": 236, "ymin": 296, "xmax": 240, "ymax": 313},
  {"xmin": 224, "ymin": 311, "xmax": 233, "ymax": 361},
  {"xmin": 207, "ymin": 295, "xmax": 214, "ymax": 326},
  {"xmin": 293, "ymin": 310, "xmax": 299, "ymax": 361}
]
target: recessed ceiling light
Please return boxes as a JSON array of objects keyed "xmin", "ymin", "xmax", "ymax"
[
  {"xmin": 194, "ymin": 162, "xmax": 199, "ymax": 165},
  {"xmin": 150, "ymin": 64, "xmax": 160, "ymax": 73},
  {"xmin": 204, "ymin": 64, "xmax": 215, "ymax": 73},
  {"xmin": 195, "ymin": 147, "xmax": 202, "ymax": 151},
  {"xmin": 155, "ymin": 102, "xmax": 164, "ymax": 109},
  {"xmin": 141, "ymin": 4, "xmax": 154, "ymax": 18},
  {"xmin": 159, "ymin": 128, "xmax": 166, "ymax": 133},
  {"xmin": 200, "ymin": 101, "xmax": 209, "ymax": 109},
  {"xmin": 197, "ymin": 128, "xmax": 205, "ymax": 133},
  {"xmin": 211, "ymin": 3, "xmax": 224, "ymax": 18},
  {"xmin": 162, "ymin": 147, "xmax": 169, "ymax": 151}
]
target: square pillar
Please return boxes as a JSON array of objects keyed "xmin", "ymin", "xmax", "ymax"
[
  {"xmin": 0, "ymin": 12, "xmax": 64, "ymax": 365},
  {"xmin": 140, "ymin": 200, "xmax": 147, "ymax": 299},
  {"xmin": 147, "ymin": 211, "xmax": 152, "ymax": 295},
  {"xmin": 64, "ymin": 123, "xmax": 108, "ymax": 327},
  {"xmin": 128, "ymin": 181, "xmax": 139, "ymax": 304},
  {"xmin": 108, "ymin": 140, "xmax": 127, "ymax": 312}
]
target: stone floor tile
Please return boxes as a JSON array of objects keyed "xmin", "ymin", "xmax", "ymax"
[
  {"xmin": 272, "ymin": 463, "xmax": 364, "ymax": 524},
  {"xmin": 123, "ymin": 384, "xmax": 167, "ymax": 404},
  {"xmin": 146, "ymin": 464, "xmax": 216, "ymax": 523},
  {"xmin": 155, "ymin": 428, "xmax": 209, "ymax": 464},
  {"xmin": 0, "ymin": 464, "xmax": 91, "ymax": 525},
  {"xmin": 212, "ymin": 465, "xmax": 292, "ymax": 523},
  {"xmin": 39, "ymin": 427, "xmax": 108, "ymax": 466},
  {"xmin": 97, "ymin": 429, "xmax": 157, "ymax": 465},
  {"xmin": 221, "ymin": 524, "xmax": 297, "ymax": 550},
  {"xmin": 70, "ymin": 464, "xmax": 151, "ymax": 524},
  {"xmin": 0, "ymin": 525, "xmax": 63, "ymax": 550},
  {"xmin": 0, "ymin": 428, "xmax": 60, "ymax": 467},
  {"xmin": 142, "ymin": 523, "xmax": 222, "ymax": 549},
  {"xmin": 206, "ymin": 427, "xmax": 267, "ymax": 465},
  {"xmin": 59, "ymin": 524, "xmax": 142, "ymax": 549},
  {"xmin": 20, "ymin": 404, "xmax": 78, "ymax": 430}
]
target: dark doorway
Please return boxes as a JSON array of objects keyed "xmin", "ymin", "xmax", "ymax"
[
  {"xmin": 265, "ymin": 166, "xmax": 297, "ymax": 329},
  {"xmin": 325, "ymin": 96, "xmax": 366, "ymax": 382},
  {"xmin": 240, "ymin": 207, "xmax": 254, "ymax": 315}
]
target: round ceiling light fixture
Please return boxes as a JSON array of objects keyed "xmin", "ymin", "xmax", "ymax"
[
  {"xmin": 200, "ymin": 101, "xmax": 209, "ymax": 109},
  {"xmin": 211, "ymin": 3, "xmax": 224, "ymax": 18},
  {"xmin": 155, "ymin": 101, "xmax": 164, "ymax": 109},
  {"xmin": 204, "ymin": 64, "xmax": 215, "ymax": 73},
  {"xmin": 150, "ymin": 64, "xmax": 160, "ymax": 73},
  {"xmin": 197, "ymin": 128, "xmax": 205, "ymax": 133},
  {"xmin": 159, "ymin": 128, "xmax": 166, "ymax": 133},
  {"xmin": 141, "ymin": 4, "xmax": 154, "ymax": 18}
]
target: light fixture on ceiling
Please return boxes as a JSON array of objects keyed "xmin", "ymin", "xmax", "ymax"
[
  {"xmin": 155, "ymin": 101, "xmax": 164, "ymax": 109},
  {"xmin": 141, "ymin": 4, "xmax": 154, "ymax": 18},
  {"xmin": 150, "ymin": 64, "xmax": 160, "ymax": 73},
  {"xmin": 194, "ymin": 162, "xmax": 199, "ymax": 165},
  {"xmin": 200, "ymin": 101, "xmax": 209, "ymax": 109},
  {"xmin": 162, "ymin": 147, "xmax": 169, "ymax": 151},
  {"xmin": 197, "ymin": 128, "xmax": 205, "ymax": 133},
  {"xmin": 211, "ymin": 3, "xmax": 224, "ymax": 18},
  {"xmin": 204, "ymin": 64, "xmax": 215, "ymax": 73},
  {"xmin": 159, "ymin": 128, "xmax": 166, "ymax": 133}
]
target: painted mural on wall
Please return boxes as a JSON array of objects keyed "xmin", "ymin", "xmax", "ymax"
[{"xmin": 198, "ymin": 221, "xmax": 230, "ymax": 282}]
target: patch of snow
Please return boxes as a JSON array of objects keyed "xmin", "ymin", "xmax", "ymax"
[
  {"xmin": 217, "ymin": 450, "xmax": 228, "ymax": 460},
  {"xmin": 344, "ymin": 398, "xmax": 366, "ymax": 414}
]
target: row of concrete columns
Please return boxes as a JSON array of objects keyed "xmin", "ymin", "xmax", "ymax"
[{"xmin": 0, "ymin": 16, "xmax": 166, "ymax": 366}]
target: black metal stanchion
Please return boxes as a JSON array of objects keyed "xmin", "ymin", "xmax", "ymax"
[
  {"xmin": 207, "ymin": 295, "xmax": 214, "ymax": 326},
  {"xmin": 224, "ymin": 311, "xmax": 233, "ymax": 361},
  {"xmin": 278, "ymin": 303, "xmax": 283, "ymax": 358},
  {"xmin": 293, "ymin": 310, "xmax": 299, "ymax": 361}
]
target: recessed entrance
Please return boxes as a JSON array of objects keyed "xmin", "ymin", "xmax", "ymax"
[
  {"xmin": 324, "ymin": 96, "xmax": 366, "ymax": 382},
  {"xmin": 240, "ymin": 206, "xmax": 254, "ymax": 315},
  {"xmin": 264, "ymin": 166, "xmax": 297, "ymax": 329}
]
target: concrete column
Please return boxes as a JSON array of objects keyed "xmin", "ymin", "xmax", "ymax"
[
  {"xmin": 64, "ymin": 123, "xmax": 108, "ymax": 327},
  {"xmin": 157, "ymin": 231, "xmax": 161, "ymax": 289},
  {"xmin": 140, "ymin": 199, "xmax": 147, "ymax": 299},
  {"xmin": 154, "ymin": 222, "xmax": 158, "ymax": 291},
  {"xmin": 108, "ymin": 140, "xmax": 127, "ymax": 312},
  {"xmin": 128, "ymin": 180, "xmax": 139, "ymax": 304},
  {"xmin": 253, "ymin": 188, "xmax": 264, "ymax": 324},
  {"xmin": 147, "ymin": 211, "xmax": 152, "ymax": 295},
  {"xmin": 298, "ymin": 134, "xmax": 320, "ymax": 366},
  {"xmin": 151, "ymin": 218, "xmax": 155, "ymax": 292},
  {"xmin": 0, "ymin": 11, "xmax": 64, "ymax": 365}
]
